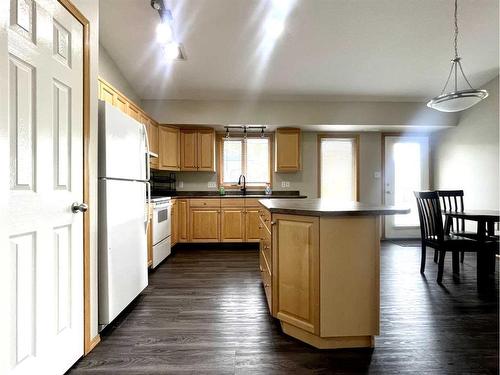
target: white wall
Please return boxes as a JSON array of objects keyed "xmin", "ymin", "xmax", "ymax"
[
  {"xmin": 99, "ymin": 43, "xmax": 142, "ymax": 106},
  {"xmin": 143, "ymin": 99, "xmax": 458, "ymax": 129},
  {"xmin": 169, "ymin": 131, "xmax": 384, "ymax": 204},
  {"xmin": 433, "ymin": 76, "xmax": 499, "ymax": 210}
]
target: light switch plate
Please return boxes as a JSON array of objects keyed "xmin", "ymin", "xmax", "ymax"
[
  {"xmin": 281, "ymin": 181, "xmax": 290, "ymax": 188},
  {"xmin": 178, "ymin": 181, "xmax": 184, "ymax": 188},
  {"xmin": 374, "ymin": 171, "xmax": 381, "ymax": 179},
  {"xmin": 208, "ymin": 181, "xmax": 217, "ymax": 188}
]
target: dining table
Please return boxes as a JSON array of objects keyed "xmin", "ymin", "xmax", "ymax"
[{"xmin": 443, "ymin": 210, "xmax": 499, "ymax": 287}]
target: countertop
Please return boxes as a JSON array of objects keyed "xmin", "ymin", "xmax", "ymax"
[
  {"xmin": 259, "ymin": 198, "xmax": 410, "ymax": 216},
  {"xmin": 152, "ymin": 191, "xmax": 307, "ymax": 200}
]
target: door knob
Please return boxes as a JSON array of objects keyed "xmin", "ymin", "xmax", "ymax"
[{"xmin": 72, "ymin": 202, "xmax": 88, "ymax": 213}]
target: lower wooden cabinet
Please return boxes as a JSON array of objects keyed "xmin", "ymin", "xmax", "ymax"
[
  {"xmin": 245, "ymin": 208, "xmax": 261, "ymax": 242},
  {"xmin": 190, "ymin": 208, "xmax": 220, "ymax": 242},
  {"xmin": 274, "ymin": 214, "xmax": 320, "ymax": 335},
  {"xmin": 221, "ymin": 208, "xmax": 245, "ymax": 242},
  {"xmin": 178, "ymin": 199, "xmax": 189, "ymax": 242},
  {"xmin": 171, "ymin": 200, "xmax": 178, "ymax": 246}
]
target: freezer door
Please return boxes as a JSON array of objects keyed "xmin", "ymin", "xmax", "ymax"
[
  {"xmin": 98, "ymin": 101, "xmax": 147, "ymax": 180},
  {"xmin": 98, "ymin": 179, "xmax": 148, "ymax": 325}
]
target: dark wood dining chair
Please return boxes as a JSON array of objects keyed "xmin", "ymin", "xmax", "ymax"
[
  {"xmin": 414, "ymin": 191, "xmax": 485, "ymax": 284},
  {"xmin": 437, "ymin": 190, "xmax": 474, "ymax": 263}
]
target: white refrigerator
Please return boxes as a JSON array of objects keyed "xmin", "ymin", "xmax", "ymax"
[{"xmin": 98, "ymin": 101, "xmax": 150, "ymax": 328}]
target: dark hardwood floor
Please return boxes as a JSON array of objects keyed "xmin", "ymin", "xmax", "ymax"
[{"xmin": 69, "ymin": 242, "xmax": 498, "ymax": 374}]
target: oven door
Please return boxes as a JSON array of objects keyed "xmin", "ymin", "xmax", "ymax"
[{"xmin": 152, "ymin": 202, "xmax": 171, "ymax": 245}]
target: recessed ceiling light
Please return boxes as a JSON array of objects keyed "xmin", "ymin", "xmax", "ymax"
[
  {"xmin": 156, "ymin": 22, "xmax": 173, "ymax": 43},
  {"xmin": 165, "ymin": 42, "xmax": 180, "ymax": 61}
]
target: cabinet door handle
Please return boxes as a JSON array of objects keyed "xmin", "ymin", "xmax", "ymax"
[{"xmin": 270, "ymin": 221, "xmax": 276, "ymax": 226}]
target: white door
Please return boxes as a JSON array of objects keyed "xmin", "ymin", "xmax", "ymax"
[
  {"xmin": 1, "ymin": 1, "xmax": 84, "ymax": 374},
  {"xmin": 384, "ymin": 136, "xmax": 430, "ymax": 238}
]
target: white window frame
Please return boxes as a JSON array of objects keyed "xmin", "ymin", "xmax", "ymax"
[{"xmin": 218, "ymin": 134, "xmax": 272, "ymax": 188}]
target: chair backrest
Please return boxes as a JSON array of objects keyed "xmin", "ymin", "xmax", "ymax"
[
  {"xmin": 414, "ymin": 191, "xmax": 444, "ymax": 242},
  {"xmin": 437, "ymin": 190, "xmax": 465, "ymax": 232}
]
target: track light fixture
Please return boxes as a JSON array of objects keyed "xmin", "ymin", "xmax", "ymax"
[
  {"xmin": 150, "ymin": 0, "xmax": 185, "ymax": 61},
  {"xmin": 223, "ymin": 125, "xmax": 267, "ymax": 138}
]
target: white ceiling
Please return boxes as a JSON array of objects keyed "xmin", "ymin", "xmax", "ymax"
[{"xmin": 100, "ymin": 0, "xmax": 499, "ymax": 102}]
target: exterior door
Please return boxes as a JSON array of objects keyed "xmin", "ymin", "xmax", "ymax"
[
  {"xmin": 2, "ymin": 1, "xmax": 84, "ymax": 374},
  {"xmin": 384, "ymin": 135, "xmax": 430, "ymax": 238}
]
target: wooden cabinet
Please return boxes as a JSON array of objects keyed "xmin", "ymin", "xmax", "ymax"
[
  {"xmin": 197, "ymin": 129, "xmax": 215, "ymax": 171},
  {"xmin": 221, "ymin": 207, "xmax": 245, "ymax": 242},
  {"xmin": 171, "ymin": 200, "xmax": 178, "ymax": 246},
  {"xmin": 178, "ymin": 199, "xmax": 189, "ymax": 242},
  {"xmin": 115, "ymin": 94, "xmax": 128, "ymax": 113},
  {"xmin": 275, "ymin": 128, "xmax": 301, "ymax": 172},
  {"xmin": 128, "ymin": 104, "xmax": 141, "ymax": 122},
  {"xmin": 274, "ymin": 214, "xmax": 319, "ymax": 334},
  {"xmin": 180, "ymin": 128, "xmax": 215, "ymax": 172},
  {"xmin": 189, "ymin": 208, "xmax": 220, "ymax": 242},
  {"xmin": 158, "ymin": 126, "xmax": 180, "ymax": 171},
  {"xmin": 99, "ymin": 82, "xmax": 115, "ymax": 105},
  {"xmin": 245, "ymin": 208, "xmax": 261, "ymax": 242},
  {"xmin": 98, "ymin": 78, "xmax": 160, "ymax": 169},
  {"xmin": 180, "ymin": 129, "xmax": 198, "ymax": 171}
]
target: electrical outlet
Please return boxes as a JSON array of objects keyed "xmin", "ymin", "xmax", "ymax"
[
  {"xmin": 178, "ymin": 181, "xmax": 184, "ymax": 188},
  {"xmin": 374, "ymin": 171, "xmax": 381, "ymax": 179},
  {"xmin": 281, "ymin": 181, "xmax": 290, "ymax": 188},
  {"xmin": 208, "ymin": 181, "xmax": 217, "ymax": 188}
]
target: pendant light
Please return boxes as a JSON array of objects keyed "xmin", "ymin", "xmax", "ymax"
[{"xmin": 427, "ymin": 0, "xmax": 488, "ymax": 112}]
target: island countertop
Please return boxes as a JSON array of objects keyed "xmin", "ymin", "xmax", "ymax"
[{"xmin": 258, "ymin": 198, "xmax": 410, "ymax": 216}]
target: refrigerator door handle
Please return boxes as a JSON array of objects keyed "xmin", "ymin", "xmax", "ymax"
[
  {"xmin": 142, "ymin": 123, "xmax": 151, "ymax": 181},
  {"xmin": 145, "ymin": 181, "xmax": 151, "ymax": 225}
]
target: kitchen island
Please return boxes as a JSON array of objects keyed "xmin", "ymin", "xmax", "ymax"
[{"xmin": 258, "ymin": 198, "xmax": 409, "ymax": 349}]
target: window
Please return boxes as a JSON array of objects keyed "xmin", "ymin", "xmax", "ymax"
[
  {"xmin": 319, "ymin": 135, "xmax": 358, "ymax": 201},
  {"xmin": 220, "ymin": 137, "xmax": 271, "ymax": 187}
]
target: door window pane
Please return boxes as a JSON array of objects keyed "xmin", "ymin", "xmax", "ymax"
[
  {"xmin": 320, "ymin": 138, "xmax": 356, "ymax": 201},
  {"xmin": 393, "ymin": 142, "xmax": 421, "ymax": 226}
]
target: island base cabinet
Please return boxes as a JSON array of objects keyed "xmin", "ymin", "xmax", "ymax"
[
  {"xmin": 319, "ymin": 216, "xmax": 380, "ymax": 338},
  {"xmin": 260, "ymin": 207, "xmax": 380, "ymax": 350},
  {"xmin": 273, "ymin": 214, "xmax": 320, "ymax": 335}
]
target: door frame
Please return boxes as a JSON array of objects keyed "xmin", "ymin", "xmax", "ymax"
[
  {"xmin": 57, "ymin": 0, "xmax": 98, "ymax": 355},
  {"xmin": 381, "ymin": 132, "xmax": 432, "ymax": 239}
]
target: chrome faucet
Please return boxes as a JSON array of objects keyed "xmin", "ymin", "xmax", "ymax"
[{"xmin": 237, "ymin": 174, "xmax": 246, "ymax": 195}]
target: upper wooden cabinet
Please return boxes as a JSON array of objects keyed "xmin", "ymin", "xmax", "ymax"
[
  {"xmin": 158, "ymin": 126, "xmax": 180, "ymax": 171},
  {"xmin": 180, "ymin": 129, "xmax": 198, "ymax": 171},
  {"xmin": 197, "ymin": 129, "xmax": 215, "ymax": 171},
  {"xmin": 275, "ymin": 128, "xmax": 301, "ymax": 172},
  {"xmin": 98, "ymin": 78, "xmax": 160, "ymax": 169},
  {"xmin": 179, "ymin": 128, "xmax": 215, "ymax": 172},
  {"xmin": 128, "ymin": 104, "xmax": 141, "ymax": 122}
]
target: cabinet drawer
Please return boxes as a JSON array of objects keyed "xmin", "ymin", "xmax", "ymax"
[
  {"xmin": 260, "ymin": 214, "xmax": 272, "ymax": 234},
  {"xmin": 220, "ymin": 198, "xmax": 245, "ymax": 208},
  {"xmin": 189, "ymin": 198, "xmax": 220, "ymax": 208},
  {"xmin": 259, "ymin": 208, "xmax": 272, "ymax": 230},
  {"xmin": 261, "ymin": 237, "xmax": 271, "ymax": 270},
  {"xmin": 245, "ymin": 198, "xmax": 261, "ymax": 208}
]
